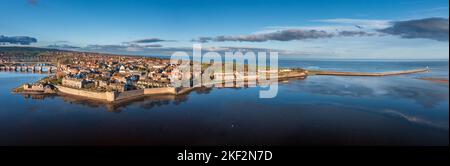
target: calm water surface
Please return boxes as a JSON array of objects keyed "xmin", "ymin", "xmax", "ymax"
[{"xmin": 0, "ymin": 60, "xmax": 448, "ymax": 145}]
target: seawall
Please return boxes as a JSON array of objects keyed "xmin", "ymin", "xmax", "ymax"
[
  {"xmin": 308, "ymin": 68, "xmax": 429, "ymax": 76},
  {"xmin": 55, "ymin": 85, "xmax": 180, "ymax": 102},
  {"xmin": 56, "ymin": 85, "xmax": 114, "ymax": 101}
]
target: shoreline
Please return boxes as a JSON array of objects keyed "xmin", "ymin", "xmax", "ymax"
[{"xmin": 8, "ymin": 67, "xmax": 433, "ymax": 103}]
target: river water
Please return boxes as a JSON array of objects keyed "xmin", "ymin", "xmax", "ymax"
[{"xmin": 0, "ymin": 60, "xmax": 448, "ymax": 145}]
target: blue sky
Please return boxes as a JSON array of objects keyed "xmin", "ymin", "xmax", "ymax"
[{"xmin": 0, "ymin": 0, "xmax": 449, "ymax": 59}]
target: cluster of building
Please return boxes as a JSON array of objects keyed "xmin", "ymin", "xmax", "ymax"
[
  {"xmin": 3, "ymin": 48, "xmax": 309, "ymax": 94},
  {"xmin": 22, "ymin": 83, "xmax": 55, "ymax": 93},
  {"xmin": 21, "ymin": 76, "xmax": 58, "ymax": 93},
  {"xmin": 57, "ymin": 53, "xmax": 177, "ymax": 92}
]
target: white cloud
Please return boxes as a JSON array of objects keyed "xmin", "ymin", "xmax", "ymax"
[
  {"xmin": 258, "ymin": 25, "xmax": 356, "ymax": 34},
  {"xmin": 314, "ymin": 18, "xmax": 392, "ymax": 29}
]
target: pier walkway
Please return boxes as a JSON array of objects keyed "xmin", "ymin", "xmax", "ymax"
[{"xmin": 308, "ymin": 68, "xmax": 429, "ymax": 76}]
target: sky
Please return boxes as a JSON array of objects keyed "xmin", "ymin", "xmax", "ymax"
[{"xmin": 0, "ymin": 0, "xmax": 449, "ymax": 59}]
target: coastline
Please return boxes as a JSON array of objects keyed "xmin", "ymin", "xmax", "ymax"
[
  {"xmin": 9, "ymin": 67, "xmax": 432, "ymax": 103},
  {"xmin": 2, "ymin": 61, "xmax": 448, "ymax": 146}
]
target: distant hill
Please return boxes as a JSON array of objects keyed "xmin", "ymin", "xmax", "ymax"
[
  {"xmin": 0, "ymin": 46, "xmax": 167, "ymax": 59},
  {"xmin": 0, "ymin": 46, "xmax": 67, "ymax": 59},
  {"xmin": 0, "ymin": 46, "xmax": 61, "ymax": 52}
]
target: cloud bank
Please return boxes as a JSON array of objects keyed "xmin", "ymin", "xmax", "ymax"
[
  {"xmin": 45, "ymin": 44, "xmax": 81, "ymax": 49},
  {"xmin": 195, "ymin": 17, "xmax": 448, "ymax": 43},
  {"xmin": 129, "ymin": 38, "xmax": 176, "ymax": 43},
  {"xmin": 315, "ymin": 18, "xmax": 391, "ymax": 29},
  {"xmin": 379, "ymin": 17, "xmax": 449, "ymax": 41},
  {"xmin": 69, "ymin": 44, "xmax": 297, "ymax": 57},
  {"xmin": 195, "ymin": 29, "xmax": 375, "ymax": 43},
  {"xmin": 144, "ymin": 44, "xmax": 163, "ymax": 47},
  {"xmin": 0, "ymin": 35, "xmax": 37, "ymax": 45}
]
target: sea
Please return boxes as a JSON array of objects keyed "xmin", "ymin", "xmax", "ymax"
[{"xmin": 0, "ymin": 59, "xmax": 448, "ymax": 145}]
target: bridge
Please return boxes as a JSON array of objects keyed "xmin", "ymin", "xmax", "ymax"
[{"xmin": 0, "ymin": 62, "xmax": 57, "ymax": 73}]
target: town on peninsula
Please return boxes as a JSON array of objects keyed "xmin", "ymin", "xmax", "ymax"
[
  {"xmin": 1, "ymin": 47, "xmax": 429, "ymax": 103},
  {"xmin": 1, "ymin": 47, "xmax": 309, "ymax": 102}
]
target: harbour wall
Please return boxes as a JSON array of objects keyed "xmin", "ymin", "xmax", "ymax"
[
  {"xmin": 56, "ymin": 85, "xmax": 114, "ymax": 101},
  {"xmin": 309, "ymin": 68, "xmax": 429, "ymax": 76},
  {"xmin": 55, "ymin": 85, "xmax": 179, "ymax": 102}
]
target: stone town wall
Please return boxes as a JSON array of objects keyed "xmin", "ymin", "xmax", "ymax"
[
  {"xmin": 56, "ymin": 85, "xmax": 109, "ymax": 101},
  {"xmin": 56, "ymin": 85, "xmax": 177, "ymax": 102},
  {"xmin": 115, "ymin": 89, "xmax": 145, "ymax": 101},
  {"xmin": 115, "ymin": 88, "xmax": 177, "ymax": 101},
  {"xmin": 144, "ymin": 87, "xmax": 177, "ymax": 95},
  {"xmin": 176, "ymin": 88, "xmax": 195, "ymax": 95}
]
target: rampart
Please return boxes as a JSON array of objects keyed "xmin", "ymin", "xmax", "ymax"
[{"xmin": 55, "ymin": 85, "xmax": 180, "ymax": 102}]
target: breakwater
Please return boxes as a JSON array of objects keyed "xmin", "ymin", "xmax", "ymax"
[{"xmin": 308, "ymin": 68, "xmax": 429, "ymax": 76}]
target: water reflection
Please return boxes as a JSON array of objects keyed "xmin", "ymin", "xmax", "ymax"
[
  {"xmin": 53, "ymin": 87, "xmax": 214, "ymax": 112},
  {"xmin": 1, "ymin": 60, "xmax": 448, "ymax": 145},
  {"xmin": 295, "ymin": 76, "xmax": 448, "ymax": 108},
  {"xmin": 385, "ymin": 86, "xmax": 448, "ymax": 108},
  {"xmin": 382, "ymin": 109, "xmax": 448, "ymax": 130},
  {"xmin": 21, "ymin": 93, "xmax": 58, "ymax": 100}
]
